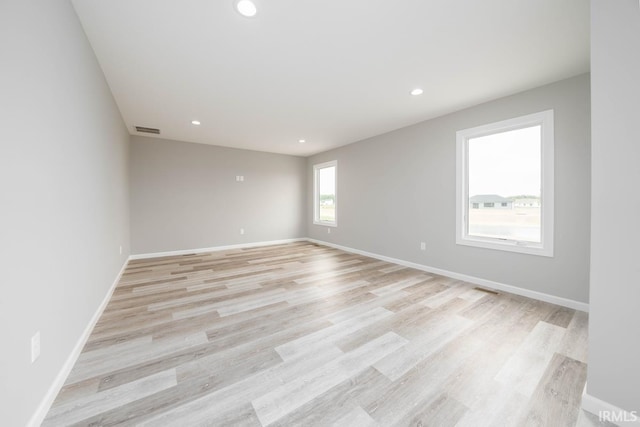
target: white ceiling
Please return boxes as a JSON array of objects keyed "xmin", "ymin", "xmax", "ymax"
[{"xmin": 71, "ymin": 0, "xmax": 589, "ymax": 157}]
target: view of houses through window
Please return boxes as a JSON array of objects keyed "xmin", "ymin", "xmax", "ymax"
[
  {"xmin": 467, "ymin": 125, "xmax": 542, "ymax": 243},
  {"xmin": 313, "ymin": 161, "xmax": 337, "ymax": 225}
]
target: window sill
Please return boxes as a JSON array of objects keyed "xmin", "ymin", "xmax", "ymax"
[
  {"xmin": 456, "ymin": 235, "xmax": 553, "ymax": 257},
  {"xmin": 314, "ymin": 221, "xmax": 337, "ymax": 227}
]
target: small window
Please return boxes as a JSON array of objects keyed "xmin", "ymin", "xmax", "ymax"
[
  {"xmin": 456, "ymin": 110, "xmax": 554, "ymax": 256},
  {"xmin": 313, "ymin": 160, "xmax": 337, "ymax": 226}
]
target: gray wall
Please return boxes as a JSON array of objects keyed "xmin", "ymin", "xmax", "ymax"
[
  {"xmin": 308, "ymin": 74, "xmax": 591, "ymax": 304},
  {"xmin": 0, "ymin": 1, "xmax": 130, "ymax": 426},
  {"xmin": 588, "ymin": 0, "xmax": 640, "ymax": 413},
  {"xmin": 130, "ymin": 136, "xmax": 307, "ymax": 254}
]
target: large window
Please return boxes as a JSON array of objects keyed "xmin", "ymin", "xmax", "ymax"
[
  {"xmin": 456, "ymin": 110, "xmax": 554, "ymax": 256},
  {"xmin": 313, "ymin": 160, "xmax": 337, "ymax": 226}
]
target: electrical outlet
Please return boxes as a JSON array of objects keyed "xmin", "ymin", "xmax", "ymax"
[
  {"xmin": 420, "ymin": 242, "xmax": 426, "ymax": 251},
  {"xmin": 327, "ymin": 228, "xmax": 331, "ymax": 234},
  {"xmin": 240, "ymin": 228, "xmax": 245, "ymax": 235},
  {"xmin": 119, "ymin": 245, "xmax": 122, "ymax": 255},
  {"xmin": 31, "ymin": 331, "xmax": 41, "ymax": 363},
  {"xmin": 235, "ymin": 175, "xmax": 245, "ymax": 182}
]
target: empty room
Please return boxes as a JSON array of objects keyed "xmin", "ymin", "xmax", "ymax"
[{"xmin": 2, "ymin": 0, "xmax": 639, "ymax": 426}]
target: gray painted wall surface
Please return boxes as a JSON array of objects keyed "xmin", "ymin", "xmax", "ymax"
[
  {"xmin": 130, "ymin": 136, "xmax": 307, "ymax": 254},
  {"xmin": 0, "ymin": 1, "xmax": 130, "ymax": 425},
  {"xmin": 308, "ymin": 74, "xmax": 591, "ymax": 304},
  {"xmin": 588, "ymin": 0, "xmax": 640, "ymax": 413}
]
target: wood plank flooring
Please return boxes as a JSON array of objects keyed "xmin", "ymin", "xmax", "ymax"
[{"xmin": 43, "ymin": 242, "xmax": 595, "ymax": 426}]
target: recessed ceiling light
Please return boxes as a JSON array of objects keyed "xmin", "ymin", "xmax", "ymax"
[
  {"xmin": 298, "ymin": 139, "xmax": 306, "ymax": 144},
  {"xmin": 411, "ymin": 88, "xmax": 424, "ymax": 96},
  {"xmin": 236, "ymin": 0, "xmax": 257, "ymax": 17},
  {"xmin": 191, "ymin": 120, "xmax": 201, "ymax": 125}
]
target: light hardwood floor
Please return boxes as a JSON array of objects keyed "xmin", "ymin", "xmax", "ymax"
[{"xmin": 43, "ymin": 242, "xmax": 598, "ymax": 426}]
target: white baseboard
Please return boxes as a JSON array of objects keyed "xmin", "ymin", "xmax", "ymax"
[
  {"xmin": 129, "ymin": 238, "xmax": 307, "ymax": 260},
  {"xmin": 307, "ymin": 238, "xmax": 589, "ymax": 312},
  {"xmin": 27, "ymin": 259, "xmax": 129, "ymax": 427},
  {"xmin": 582, "ymin": 384, "xmax": 640, "ymax": 425}
]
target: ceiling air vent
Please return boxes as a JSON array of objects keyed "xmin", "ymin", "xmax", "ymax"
[{"xmin": 134, "ymin": 126, "xmax": 160, "ymax": 134}]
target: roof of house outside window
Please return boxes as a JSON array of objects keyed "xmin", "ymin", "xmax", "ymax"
[{"xmin": 470, "ymin": 194, "xmax": 512, "ymax": 204}]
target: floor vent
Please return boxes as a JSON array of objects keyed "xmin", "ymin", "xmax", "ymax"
[
  {"xmin": 134, "ymin": 126, "xmax": 160, "ymax": 134},
  {"xmin": 474, "ymin": 287, "xmax": 499, "ymax": 295}
]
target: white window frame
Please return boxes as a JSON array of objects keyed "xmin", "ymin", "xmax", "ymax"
[
  {"xmin": 313, "ymin": 160, "xmax": 338, "ymax": 227},
  {"xmin": 455, "ymin": 110, "xmax": 554, "ymax": 257}
]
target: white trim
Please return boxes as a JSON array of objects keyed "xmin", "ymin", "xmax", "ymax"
[
  {"xmin": 313, "ymin": 160, "xmax": 338, "ymax": 227},
  {"xmin": 456, "ymin": 110, "xmax": 554, "ymax": 257},
  {"xmin": 129, "ymin": 238, "xmax": 307, "ymax": 260},
  {"xmin": 307, "ymin": 238, "xmax": 588, "ymax": 312},
  {"xmin": 27, "ymin": 259, "xmax": 129, "ymax": 427},
  {"xmin": 583, "ymin": 384, "xmax": 640, "ymax": 425}
]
